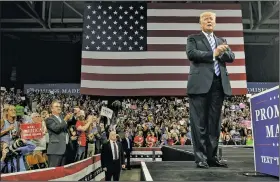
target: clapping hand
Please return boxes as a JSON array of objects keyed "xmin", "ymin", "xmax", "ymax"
[
  {"xmin": 214, "ymin": 41, "xmax": 229, "ymax": 56},
  {"xmin": 64, "ymin": 113, "xmax": 73, "ymax": 121}
]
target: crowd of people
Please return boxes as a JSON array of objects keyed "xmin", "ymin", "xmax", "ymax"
[{"xmin": 0, "ymin": 88, "xmax": 253, "ymax": 173}]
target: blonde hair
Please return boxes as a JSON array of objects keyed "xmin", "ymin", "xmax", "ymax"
[
  {"xmin": 1, "ymin": 104, "xmax": 16, "ymax": 127},
  {"xmin": 199, "ymin": 11, "xmax": 216, "ymax": 23},
  {"xmin": 2, "ymin": 104, "xmax": 16, "ymax": 120}
]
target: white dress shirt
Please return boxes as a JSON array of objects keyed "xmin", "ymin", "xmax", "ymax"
[
  {"xmin": 202, "ymin": 31, "xmax": 216, "ymax": 61},
  {"xmin": 110, "ymin": 140, "xmax": 119, "ymax": 160},
  {"xmin": 126, "ymin": 138, "xmax": 130, "ymax": 149}
]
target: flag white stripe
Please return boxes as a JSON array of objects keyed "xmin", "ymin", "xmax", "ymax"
[
  {"xmin": 130, "ymin": 158, "xmax": 162, "ymax": 162},
  {"xmin": 147, "ymin": 9, "xmax": 242, "ymax": 17},
  {"xmin": 82, "ymin": 51, "xmax": 245, "ymax": 59},
  {"xmin": 81, "ymin": 80, "xmax": 247, "ymax": 89},
  {"xmin": 147, "ymin": 37, "xmax": 244, "ymax": 45},
  {"xmin": 132, "ymin": 151, "xmax": 163, "ymax": 155},
  {"xmin": 147, "ymin": 23, "xmax": 243, "ymax": 31},
  {"xmin": 81, "ymin": 65, "xmax": 246, "ymax": 74}
]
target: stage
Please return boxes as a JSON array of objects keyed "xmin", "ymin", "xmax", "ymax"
[{"xmin": 141, "ymin": 145, "xmax": 278, "ymax": 181}]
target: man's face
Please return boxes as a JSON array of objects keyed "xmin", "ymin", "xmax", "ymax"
[
  {"xmin": 109, "ymin": 132, "xmax": 117, "ymax": 141},
  {"xmin": 200, "ymin": 13, "xmax": 216, "ymax": 33},
  {"xmin": 74, "ymin": 108, "xmax": 80, "ymax": 115},
  {"xmin": 32, "ymin": 114, "xmax": 42, "ymax": 123},
  {"xmin": 92, "ymin": 122, "xmax": 96, "ymax": 127},
  {"xmin": 51, "ymin": 103, "xmax": 61, "ymax": 114}
]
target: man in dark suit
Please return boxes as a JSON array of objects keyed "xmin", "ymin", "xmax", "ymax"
[
  {"xmin": 121, "ymin": 132, "xmax": 133, "ymax": 170},
  {"xmin": 101, "ymin": 131, "xmax": 125, "ymax": 181},
  {"xmin": 45, "ymin": 100, "xmax": 72, "ymax": 167},
  {"xmin": 186, "ymin": 12, "xmax": 235, "ymax": 169}
]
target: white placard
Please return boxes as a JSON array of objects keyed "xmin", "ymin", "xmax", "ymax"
[
  {"xmin": 102, "ymin": 100, "xmax": 108, "ymax": 104},
  {"xmin": 100, "ymin": 107, "xmax": 113, "ymax": 119}
]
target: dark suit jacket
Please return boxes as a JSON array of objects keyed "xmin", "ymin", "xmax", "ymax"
[
  {"xmin": 45, "ymin": 115, "xmax": 69, "ymax": 155},
  {"xmin": 67, "ymin": 115, "xmax": 77, "ymax": 128},
  {"xmin": 186, "ymin": 32, "xmax": 235, "ymax": 96},
  {"xmin": 101, "ymin": 141, "xmax": 125, "ymax": 172},
  {"xmin": 122, "ymin": 138, "xmax": 133, "ymax": 153}
]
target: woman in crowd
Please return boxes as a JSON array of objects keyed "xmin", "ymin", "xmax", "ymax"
[
  {"xmin": 1, "ymin": 105, "xmax": 19, "ymax": 145},
  {"xmin": 87, "ymin": 116, "xmax": 99, "ymax": 157}
]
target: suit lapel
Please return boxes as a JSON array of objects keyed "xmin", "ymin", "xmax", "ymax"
[
  {"xmin": 52, "ymin": 115, "xmax": 61, "ymax": 124},
  {"xmin": 214, "ymin": 35, "xmax": 222, "ymax": 47},
  {"xmin": 200, "ymin": 32, "xmax": 212, "ymax": 51},
  {"xmin": 107, "ymin": 141, "xmax": 113, "ymax": 159}
]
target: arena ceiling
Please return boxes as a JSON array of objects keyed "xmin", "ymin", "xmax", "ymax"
[{"xmin": 1, "ymin": 1, "xmax": 279, "ymax": 45}]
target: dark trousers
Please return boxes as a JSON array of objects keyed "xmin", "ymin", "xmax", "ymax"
[
  {"xmin": 125, "ymin": 151, "xmax": 131, "ymax": 169},
  {"xmin": 48, "ymin": 154, "xmax": 66, "ymax": 167},
  {"xmin": 66, "ymin": 141, "xmax": 78, "ymax": 164},
  {"xmin": 188, "ymin": 75, "xmax": 224, "ymax": 163},
  {"xmin": 105, "ymin": 159, "xmax": 121, "ymax": 181}
]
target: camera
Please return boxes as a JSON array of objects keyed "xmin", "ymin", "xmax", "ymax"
[
  {"xmin": 4, "ymin": 139, "xmax": 25, "ymax": 159},
  {"xmin": 9, "ymin": 139, "xmax": 24, "ymax": 151}
]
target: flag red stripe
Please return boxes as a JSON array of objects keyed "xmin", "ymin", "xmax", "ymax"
[
  {"xmin": 132, "ymin": 147, "xmax": 161, "ymax": 151},
  {"xmin": 147, "ymin": 16, "xmax": 242, "ymax": 23},
  {"xmin": 147, "ymin": 45, "xmax": 244, "ymax": 52},
  {"xmin": 80, "ymin": 87, "xmax": 247, "ymax": 96},
  {"xmin": 147, "ymin": 3, "xmax": 241, "ymax": 10},
  {"xmin": 148, "ymin": 30, "xmax": 244, "ymax": 37},
  {"xmin": 82, "ymin": 58, "xmax": 245, "ymax": 66},
  {"xmin": 81, "ymin": 73, "xmax": 246, "ymax": 81}
]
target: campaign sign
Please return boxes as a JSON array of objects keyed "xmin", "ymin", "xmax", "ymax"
[
  {"xmin": 24, "ymin": 83, "xmax": 80, "ymax": 95},
  {"xmin": 247, "ymin": 82, "xmax": 278, "ymax": 94},
  {"xmin": 20, "ymin": 123, "xmax": 43, "ymax": 140},
  {"xmin": 100, "ymin": 107, "xmax": 113, "ymax": 119},
  {"xmin": 250, "ymin": 85, "xmax": 279, "ymax": 177}
]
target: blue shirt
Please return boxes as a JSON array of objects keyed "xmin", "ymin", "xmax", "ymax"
[{"xmin": 1, "ymin": 120, "xmax": 19, "ymax": 145}]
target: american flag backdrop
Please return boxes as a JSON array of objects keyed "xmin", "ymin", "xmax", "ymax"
[{"xmin": 80, "ymin": 2, "xmax": 247, "ymax": 96}]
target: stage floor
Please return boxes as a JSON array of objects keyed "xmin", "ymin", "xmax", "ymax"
[{"xmin": 142, "ymin": 146, "xmax": 278, "ymax": 181}]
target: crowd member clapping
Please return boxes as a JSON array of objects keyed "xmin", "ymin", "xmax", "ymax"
[{"xmin": 45, "ymin": 100, "xmax": 71, "ymax": 167}]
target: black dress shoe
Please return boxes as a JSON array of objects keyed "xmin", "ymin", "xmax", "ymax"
[
  {"xmin": 196, "ymin": 162, "xmax": 209, "ymax": 169},
  {"xmin": 208, "ymin": 160, "xmax": 228, "ymax": 168}
]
